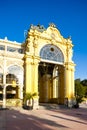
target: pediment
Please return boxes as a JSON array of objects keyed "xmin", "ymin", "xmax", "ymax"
[
  {"xmin": 40, "ymin": 26, "xmax": 64, "ymax": 42},
  {"xmin": 30, "ymin": 24, "xmax": 65, "ymax": 42},
  {"xmin": 29, "ymin": 24, "xmax": 72, "ymax": 46}
]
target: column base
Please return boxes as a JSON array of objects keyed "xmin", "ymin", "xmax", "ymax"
[{"xmin": 33, "ymin": 98, "xmax": 39, "ymax": 110}]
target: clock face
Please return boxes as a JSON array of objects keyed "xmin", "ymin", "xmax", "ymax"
[{"xmin": 40, "ymin": 44, "xmax": 64, "ymax": 63}]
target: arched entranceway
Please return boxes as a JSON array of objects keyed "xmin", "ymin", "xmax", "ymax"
[
  {"xmin": 38, "ymin": 44, "xmax": 65, "ymax": 104},
  {"xmin": 39, "ymin": 63, "xmax": 65, "ymax": 104}
]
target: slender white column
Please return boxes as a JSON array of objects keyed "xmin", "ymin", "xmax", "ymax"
[
  {"xmin": 20, "ymin": 85, "xmax": 23, "ymax": 99},
  {"xmin": 3, "ymin": 58, "xmax": 6, "ymax": 108},
  {"xmin": 53, "ymin": 79, "xmax": 57, "ymax": 98},
  {"xmin": 3, "ymin": 85, "xmax": 6, "ymax": 108}
]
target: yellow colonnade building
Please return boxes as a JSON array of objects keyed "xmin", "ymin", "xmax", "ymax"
[{"xmin": 0, "ymin": 23, "xmax": 75, "ymax": 109}]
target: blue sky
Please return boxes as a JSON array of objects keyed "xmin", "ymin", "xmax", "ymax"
[{"xmin": 0, "ymin": 0, "xmax": 87, "ymax": 80}]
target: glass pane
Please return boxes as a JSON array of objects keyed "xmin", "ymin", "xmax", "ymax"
[
  {"xmin": 7, "ymin": 46, "xmax": 17, "ymax": 52},
  {"xmin": 40, "ymin": 44, "xmax": 64, "ymax": 63},
  {"xmin": 18, "ymin": 48, "xmax": 24, "ymax": 54},
  {"xmin": 0, "ymin": 45, "xmax": 5, "ymax": 50},
  {"xmin": 7, "ymin": 65, "xmax": 23, "ymax": 85}
]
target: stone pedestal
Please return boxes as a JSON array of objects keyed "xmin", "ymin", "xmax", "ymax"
[{"xmin": 33, "ymin": 98, "xmax": 39, "ymax": 110}]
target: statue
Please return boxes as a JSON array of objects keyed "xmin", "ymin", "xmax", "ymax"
[{"xmin": 25, "ymin": 38, "xmax": 30, "ymax": 52}]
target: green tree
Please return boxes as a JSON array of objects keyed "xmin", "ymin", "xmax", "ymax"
[
  {"xmin": 75, "ymin": 83, "xmax": 85, "ymax": 97},
  {"xmin": 75, "ymin": 79, "xmax": 85, "ymax": 105},
  {"xmin": 75, "ymin": 79, "xmax": 85, "ymax": 97},
  {"xmin": 81, "ymin": 79, "xmax": 87, "ymax": 97},
  {"xmin": 81, "ymin": 79, "xmax": 87, "ymax": 86}
]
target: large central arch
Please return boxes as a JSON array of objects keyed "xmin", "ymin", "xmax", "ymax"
[{"xmin": 39, "ymin": 44, "xmax": 65, "ymax": 103}]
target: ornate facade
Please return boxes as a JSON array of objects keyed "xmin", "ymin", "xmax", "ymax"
[{"xmin": 0, "ymin": 24, "xmax": 75, "ymax": 109}]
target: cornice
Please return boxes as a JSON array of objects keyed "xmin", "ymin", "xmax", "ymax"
[
  {"xmin": 0, "ymin": 51, "xmax": 24, "ymax": 59},
  {"xmin": 0, "ymin": 38, "xmax": 22, "ymax": 47}
]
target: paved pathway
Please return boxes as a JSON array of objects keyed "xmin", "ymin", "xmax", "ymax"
[{"xmin": 0, "ymin": 104, "xmax": 87, "ymax": 130}]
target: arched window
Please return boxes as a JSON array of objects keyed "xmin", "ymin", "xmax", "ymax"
[
  {"xmin": 6, "ymin": 65, "xmax": 23, "ymax": 99},
  {"xmin": 7, "ymin": 65, "xmax": 23, "ymax": 85},
  {"xmin": 40, "ymin": 44, "xmax": 64, "ymax": 63}
]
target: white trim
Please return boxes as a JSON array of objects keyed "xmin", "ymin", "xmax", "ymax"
[{"xmin": 41, "ymin": 59, "xmax": 64, "ymax": 65}]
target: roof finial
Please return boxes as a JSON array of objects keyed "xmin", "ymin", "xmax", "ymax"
[{"xmin": 49, "ymin": 23, "xmax": 56, "ymax": 28}]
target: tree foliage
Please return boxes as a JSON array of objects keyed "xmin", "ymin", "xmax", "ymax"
[
  {"xmin": 75, "ymin": 79, "xmax": 87, "ymax": 98},
  {"xmin": 81, "ymin": 79, "xmax": 87, "ymax": 86},
  {"xmin": 24, "ymin": 92, "xmax": 37, "ymax": 102}
]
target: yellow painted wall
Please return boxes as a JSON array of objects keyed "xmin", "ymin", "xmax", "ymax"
[{"xmin": 24, "ymin": 24, "xmax": 75, "ymax": 108}]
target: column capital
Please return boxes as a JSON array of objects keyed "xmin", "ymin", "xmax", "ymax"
[
  {"xmin": 64, "ymin": 62, "xmax": 76, "ymax": 66},
  {"xmin": 64, "ymin": 62, "xmax": 76, "ymax": 71}
]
